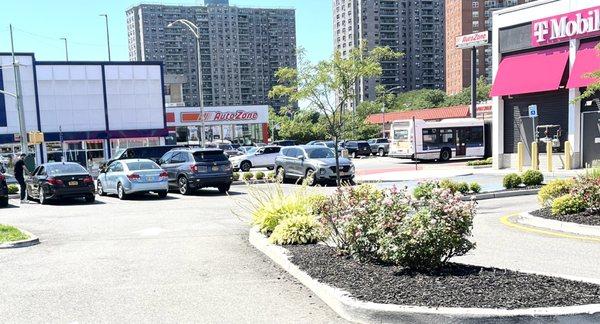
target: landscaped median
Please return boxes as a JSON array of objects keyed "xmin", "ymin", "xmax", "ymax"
[
  {"xmin": 0, "ymin": 224, "xmax": 39, "ymax": 249},
  {"xmin": 244, "ymin": 183, "xmax": 600, "ymax": 323}
]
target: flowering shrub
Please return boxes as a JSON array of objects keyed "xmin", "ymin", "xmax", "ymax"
[{"xmin": 570, "ymin": 173, "xmax": 600, "ymax": 212}]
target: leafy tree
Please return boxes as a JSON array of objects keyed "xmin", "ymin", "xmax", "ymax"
[
  {"xmin": 578, "ymin": 43, "xmax": 600, "ymax": 103},
  {"xmin": 269, "ymin": 44, "xmax": 402, "ymax": 185}
]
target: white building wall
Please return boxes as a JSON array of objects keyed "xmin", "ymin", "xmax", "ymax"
[{"xmin": 0, "ymin": 55, "xmax": 39, "ymax": 134}]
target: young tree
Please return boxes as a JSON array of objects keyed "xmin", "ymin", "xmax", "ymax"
[
  {"xmin": 269, "ymin": 44, "xmax": 401, "ymax": 186},
  {"xmin": 578, "ymin": 43, "xmax": 600, "ymax": 102}
]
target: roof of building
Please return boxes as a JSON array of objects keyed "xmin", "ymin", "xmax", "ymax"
[{"xmin": 366, "ymin": 104, "xmax": 491, "ymax": 124}]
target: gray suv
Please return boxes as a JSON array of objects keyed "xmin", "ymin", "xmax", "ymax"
[
  {"xmin": 274, "ymin": 145, "xmax": 355, "ymax": 185},
  {"xmin": 159, "ymin": 148, "xmax": 233, "ymax": 194}
]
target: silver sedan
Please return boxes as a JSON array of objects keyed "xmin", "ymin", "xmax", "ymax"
[{"xmin": 97, "ymin": 159, "xmax": 169, "ymax": 200}]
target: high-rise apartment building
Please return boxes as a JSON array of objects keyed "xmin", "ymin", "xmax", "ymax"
[
  {"xmin": 333, "ymin": 0, "xmax": 446, "ymax": 105},
  {"xmin": 445, "ymin": 0, "xmax": 535, "ymax": 94},
  {"xmin": 126, "ymin": 1, "xmax": 296, "ymax": 110}
]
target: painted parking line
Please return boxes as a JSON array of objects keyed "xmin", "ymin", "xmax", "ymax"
[{"xmin": 500, "ymin": 214, "xmax": 600, "ymax": 243}]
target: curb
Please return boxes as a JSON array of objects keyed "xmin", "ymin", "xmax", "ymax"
[
  {"xmin": 249, "ymin": 227, "xmax": 600, "ymax": 323},
  {"xmin": 0, "ymin": 228, "xmax": 40, "ymax": 249},
  {"xmin": 463, "ymin": 188, "xmax": 540, "ymax": 201},
  {"xmin": 357, "ymin": 172, "xmax": 474, "ymax": 184},
  {"xmin": 508, "ymin": 212, "xmax": 600, "ymax": 239}
]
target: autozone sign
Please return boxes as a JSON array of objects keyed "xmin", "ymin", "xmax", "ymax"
[
  {"xmin": 181, "ymin": 111, "xmax": 259, "ymax": 123},
  {"xmin": 166, "ymin": 105, "xmax": 269, "ymax": 126},
  {"xmin": 532, "ymin": 6, "xmax": 600, "ymax": 47},
  {"xmin": 456, "ymin": 31, "xmax": 490, "ymax": 49}
]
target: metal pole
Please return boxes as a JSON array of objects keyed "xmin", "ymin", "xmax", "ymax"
[
  {"xmin": 9, "ymin": 25, "xmax": 28, "ymax": 155},
  {"xmin": 412, "ymin": 116, "xmax": 418, "ymax": 171},
  {"xmin": 381, "ymin": 102, "xmax": 385, "ymax": 138},
  {"xmin": 470, "ymin": 46, "xmax": 477, "ymax": 119},
  {"xmin": 101, "ymin": 14, "xmax": 112, "ymax": 61},
  {"xmin": 60, "ymin": 37, "xmax": 69, "ymax": 61},
  {"xmin": 196, "ymin": 35, "xmax": 206, "ymax": 148}
]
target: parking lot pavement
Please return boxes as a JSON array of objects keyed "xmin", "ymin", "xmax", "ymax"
[{"xmin": 0, "ymin": 188, "xmax": 346, "ymax": 323}]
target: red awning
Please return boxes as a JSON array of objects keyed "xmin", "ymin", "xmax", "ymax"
[
  {"xmin": 490, "ymin": 46, "xmax": 569, "ymax": 97},
  {"xmin": 567, "ymin": 41, "xmax": 600, "ymax": 89}
]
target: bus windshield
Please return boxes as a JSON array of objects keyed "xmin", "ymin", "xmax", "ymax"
[{"xmin": 394, "ymin": 129, "xmax": 409, "ymax": 141}]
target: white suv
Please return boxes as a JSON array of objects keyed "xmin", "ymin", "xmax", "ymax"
[{"xmin": 230, "ymin": 146, "xmax": 282, "ymax": 172}]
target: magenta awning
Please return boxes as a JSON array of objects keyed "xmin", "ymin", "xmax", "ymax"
[
  {"xmin": 490, "ymin": 46, "xmax": 569, "ymax": 97},
  {"xmin": 567, "ymin": 41, "xmax": 600, "ymax": 89}
]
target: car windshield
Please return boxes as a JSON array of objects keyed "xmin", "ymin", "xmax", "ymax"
[
  {"xmin": 218, "ymin": 144, "xmax": 233, "ymax": 150},
  {"xmin": 46, "ymin": 163, "xmax": 87, "ymax": 175},
  {"xmin": 306, "ymin": 148, "xmax": 335, "ymax": 159},
  {"xmin": 114, "ymin": 148, "xmax": 126, "ymax": 158},
  {"xmin": 126, "ymin": 161, "xmax": 160, "ymax": 171},
  {"xmin": 193, "ymin": 151, "xmax": 228, "ymax": 162},
  {"xmin": 247, "ymin": 148, "xmax": 258, "ymax": 155},
  {"xmin": 324, "ymin": 142, "xmax": 335, "ymax": 148}
]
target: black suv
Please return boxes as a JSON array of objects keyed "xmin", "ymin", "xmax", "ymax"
[
  {"xmin": 158, "ymin": 148, "xmax": 233, "ymax": 195},
  {"xmin": 104, "ymin": 145, "xmax": 182, "ymax": 167},
  {"xmin": 341, "ymin": 141, "xmax": 371, "ymax": 158},
  {"xmin": 0, "ymin": 171, "xmax": 8, "ymax": 207}
]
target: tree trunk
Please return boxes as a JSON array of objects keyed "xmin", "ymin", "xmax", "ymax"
[{"xmin": 334, "ymin": 135, "xmax": 341, "ymax": 187}]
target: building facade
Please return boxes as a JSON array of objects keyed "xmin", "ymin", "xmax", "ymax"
[
  {"xmin": 333, "ymin": 0, "xmax": 446, "ymax": 105},
  {"xmin": 445, "ymin": 0, "xmax": 536, "ymax": 95},
  {"xmin": 126, "ymin": 1, "xmax": 296, "ymax": 110},
  {"xmin": 490, "ymin": 0, "xmax": 600, "ymax": 169}
]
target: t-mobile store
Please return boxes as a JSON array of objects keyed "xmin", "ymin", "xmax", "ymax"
[
  {"xmin": 165, "ymin": 105, "xmax": 270, "ymax": 146},
  {"xmin": 0, "ymin": 53, "xmax": 167, "ymax": 170},
  {"xmin": 491, "ymin": 0, "xmax": 600, "ymax": 169}
]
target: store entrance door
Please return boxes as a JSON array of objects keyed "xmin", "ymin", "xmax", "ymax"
[{"xmin": 582, "ymin": 111, "xmax": 600, "ymax": 168}]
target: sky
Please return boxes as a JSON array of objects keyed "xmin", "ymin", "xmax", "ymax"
[{"xmin": 0, "ymin": 0, "xmax": 333, "ymax": 64}]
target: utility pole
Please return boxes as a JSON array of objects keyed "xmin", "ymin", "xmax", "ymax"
[
  {"xmin": 9, "ymin": 25, "xmax": 28, "ymax": 155},
  {"xmin": 471, "ymin": 46, "xmax": 477, "ymax": 118},
  {"xmin": 100, "ymin": 14, "xmax": 112, "ymax": 61},
  {"xmin": 60, "ymin": 37, "xmax": 69, "ymax": 61}
]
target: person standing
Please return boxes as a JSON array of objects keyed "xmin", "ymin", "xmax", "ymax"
[{"xmin": 13, "ymin": 153, "xmax": 30, "ymax": 203}]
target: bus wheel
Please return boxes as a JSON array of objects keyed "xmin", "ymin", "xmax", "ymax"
[{"xmin": 440, "ymin": 149, "xmax": 452, "ymax": 162}]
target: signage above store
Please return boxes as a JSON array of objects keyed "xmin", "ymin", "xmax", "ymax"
[
  {"xmin": 532, "ymin": 6, "xmax": 600, "ymax": 47},
  {"xmin": 165, "ymin": 105, "xmax": 269, "ymax": 127},
  {"xmin": 456, "ymin": 31, "xmax": 490, "ymax": 49}
]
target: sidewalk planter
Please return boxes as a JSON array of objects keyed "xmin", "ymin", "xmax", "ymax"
[{"xmin": 0, "ymin": 227, "xmax": 40, "ymax": 249}]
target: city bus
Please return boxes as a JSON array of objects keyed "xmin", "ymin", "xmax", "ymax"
[{"xmin": 389, "ymin": 118, "xmax": 485, "ymax": 161}]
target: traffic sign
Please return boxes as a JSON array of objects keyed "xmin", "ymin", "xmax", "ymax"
[{"xmin": 528, "ymin": 105, "xmax": 538, "ymax": 118}]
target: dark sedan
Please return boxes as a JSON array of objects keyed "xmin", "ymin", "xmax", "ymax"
[{"xmin": 26, "ymin": 162, "xmax": 96, "ymax": 204}]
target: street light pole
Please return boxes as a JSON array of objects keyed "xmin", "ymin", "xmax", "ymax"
[
  {"xmin": 168, "ymin": 19, "xmax": 206, "ymax": 148},
  {"xmin": 60, "ymin": 37, "xmax": 69, "ymax": 61},
  {"xmin": 9, "ymin": 25, "xmax": 28, "ymax": 155},
  {"xmin": 380, "ymin": 85, "xmax": 402, "ymax": 139},
  {"xmin": 100, "ymin": 14, "xmax": 111, "ymax": 61}
]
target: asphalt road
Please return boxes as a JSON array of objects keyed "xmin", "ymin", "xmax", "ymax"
[{"xmin": 2, "ymin": 185, "xmax": 599, "ymax": 323}]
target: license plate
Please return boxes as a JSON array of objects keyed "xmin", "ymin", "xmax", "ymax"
[
  {"xmin": 212, "ymin": 166, "xmax": 219, "ymax": 172},
  {"xmin": 146, "ymin": 176, "xmax": 154, "ymax": 182},
  {"xmin": 340, "ymin": 171, "xmax": 348, "ymax": 176},
  {"xmin": 68, "ymin": 181, "xmax": 78, "ymax": 186}
]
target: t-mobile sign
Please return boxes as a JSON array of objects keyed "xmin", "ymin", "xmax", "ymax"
[{"xmin": 532, "ymin": 6, "xmax": 600, "ymax": 47}]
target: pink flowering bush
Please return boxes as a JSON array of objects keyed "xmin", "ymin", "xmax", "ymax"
[
  {"xmin": 318, "ymin": 185, "xmax": 476, "ymax": 270},
  {"xmin": 570, "ymin": 171, "xmax": 600, "ymax": 213}
]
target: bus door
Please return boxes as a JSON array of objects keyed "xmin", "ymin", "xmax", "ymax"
[{"xmin": 455, "ymin": 128, "xmax": 467, "ymax": 156}]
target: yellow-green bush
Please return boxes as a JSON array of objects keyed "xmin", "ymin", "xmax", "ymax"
[
  {"xmin": 255, "ymin": 171, "xmax": 265, "ymax": 180},
  {"xmin": 538, "ymin": 179, "xmax": 575, "ymax": 207},
  {"xmin": 7, "ymin": 184, "xmax": 19, "ymax": 194},
  {"xmin": 269, "ymin": 214, "xmax": 323, "ymax": 245},
  {"xmin": 232, "ymin": 172, "xmax": 240, "ymax": 181},
  {"xmin": 551, "ymin": 194, "xmax": 588, "ymax": 216},
  {"xmin": 242, "ymin": 172, "xmax": 254, "ymax": 181}
]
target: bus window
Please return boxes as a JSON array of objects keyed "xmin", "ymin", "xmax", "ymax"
[
  {"xmin": 394, "ymin": 129, "xmax": 409, "ymax": 141},
  {"xmin": 422, "ymin": 129, "xmax": 439, "ymax": 150},
  {"xmin": 440, "ymin": 129, "xmax": 454, "ymax": 144},
  {"xmin": 470, "ymin": 127, "xmax": 484, "ymax": 146}
]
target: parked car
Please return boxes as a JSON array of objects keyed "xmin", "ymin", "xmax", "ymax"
[
  {"xmin": 314, "ymin": 141, "xmax": 336, "ymax": 149},
  {"xmin": 237, "ymin": 146, "xmax": 257, "ymax": 155},
  {"xmin": 0, "ymin": 171, "xmax": 8, "ymax": 207},
  {"xmin": 96, "ymin": 159, "xmax": 168, "ymax": 200},
  {"xmin": 274, "ymin": 145, "xmax": 355, "ymax": 185},
  {"xmin": 367, "ymin": 138, "xmax": 390, "ymax": 156},
  {"xmin": 215, "ymin": 143, "xmax": 243, "ymax": 158},
  {"xmin": 340, "ymin": 140, "xmax": 371, "ymax": 158},
  {"xmin": 272, "ymin": 140, "xmax": 297, "ymax": 147},
  {"xmin": 230, "ymin": 146, "xmax": 281, "ymax": 172},
  {"xmin": 104, "ymin": 145, "xmax": 182, "ymax": 168},
  {"xmin": 26, "ymin": 162, "xmax": 96, "ymax": 204},
  {"xmin": 158, "ymin": 148, "xmax": 233, "ymax": 194}
]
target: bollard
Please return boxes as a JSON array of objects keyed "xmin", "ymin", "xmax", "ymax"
[
  {"xmin": 564, "ymin": 141, "xmax": 572, "ymax": 170},
  {"xmin": 531, "ymin": 142, "xmax": 539, "ymax": 171},
  {"xmin": 517, "ymin": 142, "xmax": 524, "ymax": 172},
  {"xmin": 546, "ymin": 141, "xmax": 553, "ymax": 172}
]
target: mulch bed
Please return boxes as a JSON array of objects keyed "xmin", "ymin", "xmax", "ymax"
[
  {"xmin": 286, "ymin": 244, "xmax": 600, "ymax": 309},
  {"xmin": 531, "ymin": 207, "xmax": 600, "ymax": 226}
]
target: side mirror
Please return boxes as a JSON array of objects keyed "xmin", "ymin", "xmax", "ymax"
[
  {"xmin": 296, "ymin": 155, "xmax": 305, "ymax": 160},
  {"xmin": 157, "ymin": 159, "xmax": 164, "ymax": 165}
]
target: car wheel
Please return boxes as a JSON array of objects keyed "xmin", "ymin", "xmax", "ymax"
[
  {"xmin": 178, "ymin": 176, "xmax": 191, "ymax": 195},
  {"xmin": 440, "ymin": 149, "xmax": 452, "ymax": 162},
  {"xmin": 304, "ymin": 169, "xmax": 317, "ymax": 186},
  {"xmin": 240, "ymin": 161, "xmax": 252, "ymax": 172},
  {"xmin": 97, "ymin": 181, "xmax": 106, "ymax": 196},
  {"xmin": 117, "ymin": 183, "xmax": 127, "ymax": 200},
  {"xmin": 218, "ymin": 184, "xmax": 230, "ymax": 194},
  {"xmin": 39, "ymin": 188, "xmax": 47, "ymax": 205},
  {"xmin": 378, "ymin": 148, "xmax": 384, "ymax": 157},
  {"xmin": 85, "ymin": 194, "xmax": 95, "ymax": 203},
  {"xmin": 157, "ymin": 190, "xmax": 168, "ymax": 199},
  {"xmin": 276, "ymin": 167, "xmax": 286, "ymax": 183}
]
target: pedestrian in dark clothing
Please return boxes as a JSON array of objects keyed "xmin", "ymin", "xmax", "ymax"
[{"xmin": 13, "ymin": 154, "xmax": 29, "ymax": 203}]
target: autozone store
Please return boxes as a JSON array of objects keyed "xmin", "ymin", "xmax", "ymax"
[
  {"xmin": 0, "ymin": 53, "xmax": 167, "ymax": 170},
  {"xmin": 490, "ymin": 0, "xmax": 600, "ymax": 169},
  {"xmin": 165, "ymin": 105, "xmax": 270, "ymax": 145}
]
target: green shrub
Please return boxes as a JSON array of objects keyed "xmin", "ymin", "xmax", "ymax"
[
  {"xmin": 265, "ymin": 171, "xmax": 276, "ymax": 181},
  {"xmin": 269, "ymin": 214, "xmax": 323, "ymax": 245},
  {"xmin": 7, "ymin": 184, "xmax": 19, "ymax": 194},
  {"xmin": 469, "ymin": 182, "xmax": 482, "ymax": 194},
  {"xmin": 232, "ymin": 172, "xmax": 240, "ymax": 181},
  {"xmin": 457, "ymin": 182, "xmax": 470, "ymax": 194},
  {"xmin": 255, "ymin": 171, "xmax": 265, "ymax": 180},
  {"xmin": 439, "ymin": 179, "xmax": 460, "ymax": 193},
  {"xmin": 551, "ymin": 194, "xmax": 588, "ymax": 216},
  {"xmin": 522, "ymin": 170, "xmax": 544, "ymax": 186},
  {"xmin": 413, "ymin": 181, "xmax": 438, "ymax": 199},
  {"xmin": 503, "ymin": 173, "xmax": 522, "ymax": 189},
  {"xmin": 466, "ymin": 157, "xmax": 493, "ymax": 166},
  {"xmin": 538, "ymin": 179, "xmax": 574, "ymax": 207},
  {"xmin": 242, "ymin": 172, "xmax": 254, "ymax": 181}
]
